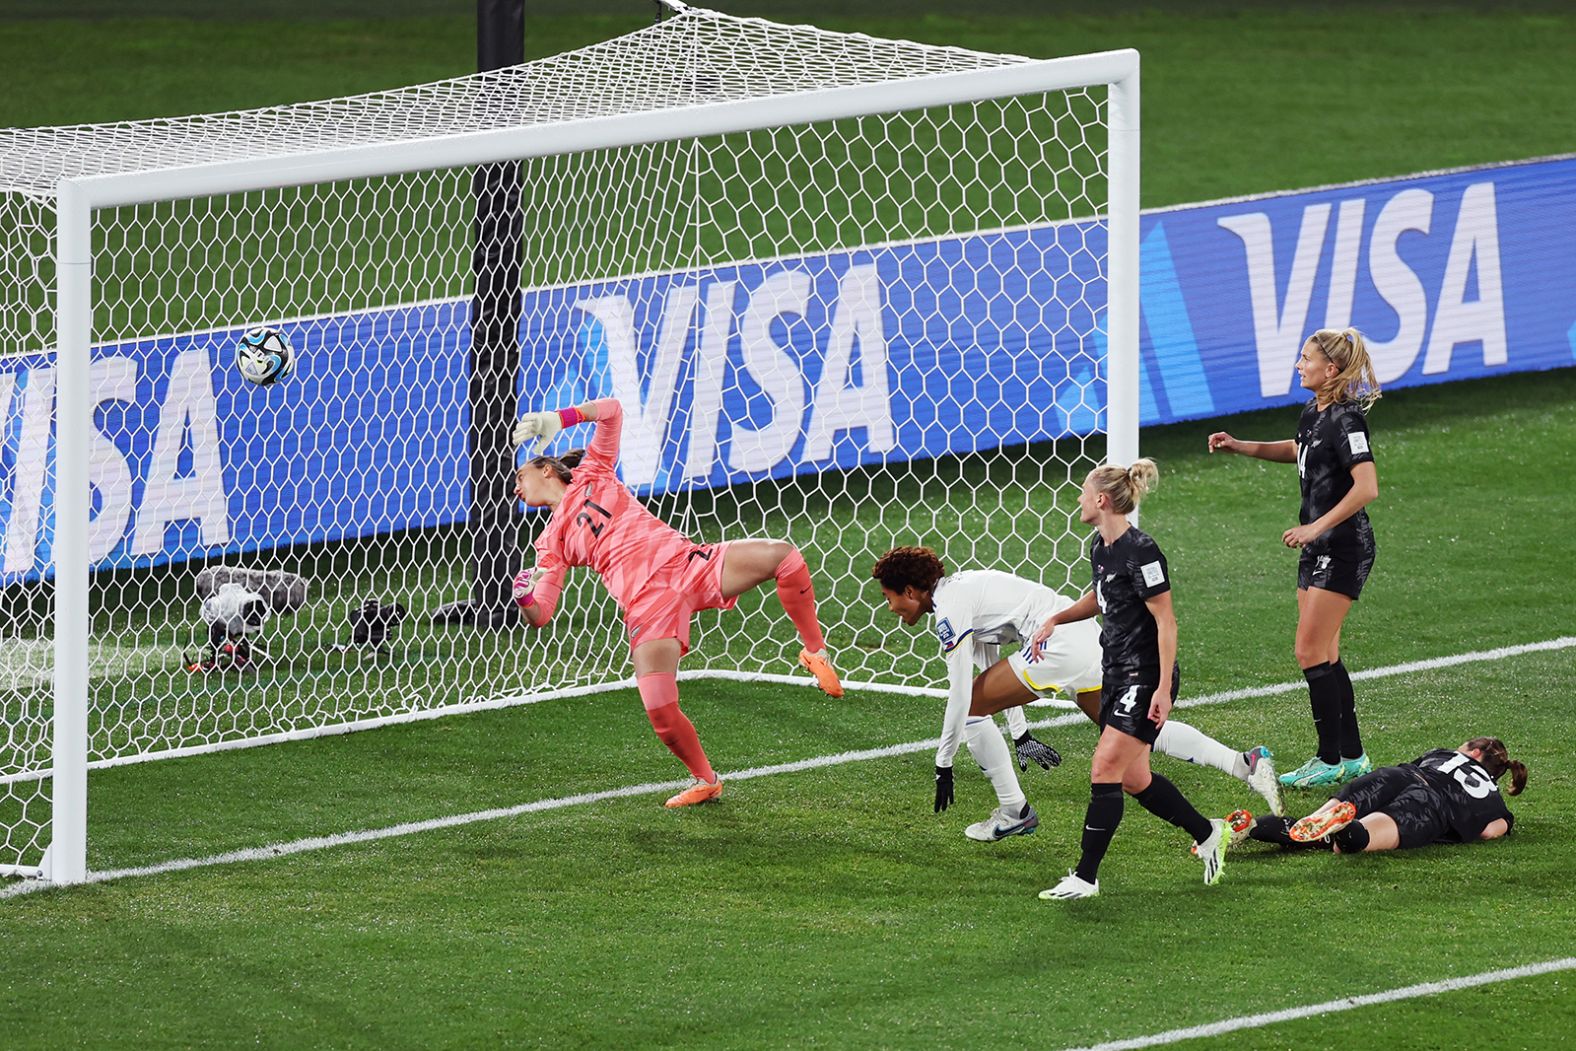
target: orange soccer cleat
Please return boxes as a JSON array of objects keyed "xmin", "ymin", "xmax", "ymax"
[
  {"xmin": 1288, "ymin": 800, "xmax": 1358, "ymax": 843},
  {"xmin": 798, "ymin": 648, "xmax": 844, "ymax": 698},
  {"xmin": 664, "ymin": 778, "xmax": 724, "ymax": 808}
]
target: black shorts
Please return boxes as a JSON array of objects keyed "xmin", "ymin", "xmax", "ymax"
[
  {"xmin": 1338, "ymin": 767, "xmax": 1450, "ymax": 848},
  {"xmin": 1099, "ymin": 673, "xmax": 1179, "ymax": 746},
  {"xmin": 1379, "ymin": 783, "xmax": 1453, "ymax": 848},
  {"xmin": 1298, "ymin": 543, "xmax": 1376, "ymax": 600}
]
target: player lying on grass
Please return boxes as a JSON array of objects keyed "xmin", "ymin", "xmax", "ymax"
[
  {"xmin": 1225, "ymin": 737, "xmax": 1524, "ymax": 853},
  {"xmin": 1031, "ymin": 462, "xmax": 1230, "ymax": 900},
  {"xmin": 511, "ymin": 399, "xmax": 843, "ymax": 808},
  {"xmin": 871, "ymin": 546, "xmax": 1282, "ymax": 845}
]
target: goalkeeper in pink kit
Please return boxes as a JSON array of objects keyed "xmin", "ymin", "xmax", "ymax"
[{"xmin": 510, "ymin": 399, "xmax": 844, "ymax": 807}]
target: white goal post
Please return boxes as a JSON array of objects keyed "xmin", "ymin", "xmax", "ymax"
[{"xmin": 1, "ymin": 8, "xmax": 1138, "ymax": 885}]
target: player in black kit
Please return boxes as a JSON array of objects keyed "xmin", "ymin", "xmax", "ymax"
[
  {"xmin": 1030, "ymin": 460, "xmax": 1229, "ymax": 900},
  {"xmin": 1227, "ymin": 737, "xmax": 1525, "ymax": 853},
  {"xmin": 1208, "ymin": 328, "xmax": 1381, "ymax": 789}
]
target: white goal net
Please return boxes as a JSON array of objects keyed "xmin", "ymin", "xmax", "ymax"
[{"xmin": 0, "ymin": 4, "xmax": 1138, "ymax": 881}]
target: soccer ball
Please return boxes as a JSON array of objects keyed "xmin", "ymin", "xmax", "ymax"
[{"xmin": 236, "ymin": 326, "xmax": 295, "ymax": 386}]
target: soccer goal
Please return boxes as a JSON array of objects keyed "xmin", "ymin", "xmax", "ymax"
[{"xmin": 0, "ymin": 4, "xmax": 1138, "ymax": 883}]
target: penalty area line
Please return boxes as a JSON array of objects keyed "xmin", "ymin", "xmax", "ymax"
[
  {"xmin": 2, "ymin": 634, "xmax": 1571, "ymax": 900},
  {"xmin": 1057, "ymin": 956, "xmax": 1576, "ymax": 1051}
]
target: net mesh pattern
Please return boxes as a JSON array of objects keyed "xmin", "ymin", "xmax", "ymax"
[
  {"xmin": 0, "ymin": 7, "xmax": 1026, "ymax": 200},
  {"xmin": 0, "ymin": 7, "xmax": 1114, "ymax": 874}
]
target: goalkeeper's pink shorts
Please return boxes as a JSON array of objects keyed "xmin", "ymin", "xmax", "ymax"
[{"xmin": 622, "ymin": 542, "xmax": 736, "ymax": 655}]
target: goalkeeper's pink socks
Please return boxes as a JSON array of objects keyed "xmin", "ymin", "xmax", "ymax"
[
  {"xmin": 773, "ymin": 547, "xmax": 826, "ymax": 653},
  {"xmin": 639, "ymin": 671, "xmax": 716, "ymax": 783}
]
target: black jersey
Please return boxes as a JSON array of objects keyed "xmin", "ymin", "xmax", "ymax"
[
  {"xmin": 1408, "ymin": 749, "xmax": 1515, "ymax": 843},
  {"xmin": 1090, "ymin": 526, "xmax": 1172, "ymax": 684},
  {"xmin": 1295, "ymin": 398, "xmax": 1375, "ymax": 550}
]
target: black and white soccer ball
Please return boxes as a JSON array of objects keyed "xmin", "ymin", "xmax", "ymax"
[{"xmin": 236, "ymin": 326, "xmax": 295, "ymax": 386}]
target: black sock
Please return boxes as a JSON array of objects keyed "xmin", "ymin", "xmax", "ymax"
[
  {"xmin": 1332, "ymin": 659, "xmax": 1364, "ymax": 760},
  {"xmin": 1303, "ymin": 662, "xmax": 1341, "ymax": 765},
  {"xmin": 1248, "ymin": 815, "xmax": 1325, "ymax": 851},
  {"xmin": 1074, "ymin": 783, "xmax": 1124, "ymax": 883},
  {"xmin": 1132, "ymin": 772, "xmax": 1213, "ymax": 843},
  {"xmin": 1333, "ymin": 820, "xmax": 1371, "ymax": 853},
  {"xmin": 1249, "ymin": 815, "xmax": 1293, "ymax": 846}
]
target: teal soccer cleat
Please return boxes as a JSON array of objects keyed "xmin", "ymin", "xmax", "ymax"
[
  {"xmin": 1278, "ymin": 756, "xmax": 1346, "ymax": 788},
  {"xmin": 1338, "ymin": 753, "xmax": 1373, "ymax": 783}
]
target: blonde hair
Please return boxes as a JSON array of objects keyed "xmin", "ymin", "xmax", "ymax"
[
  {"xmin": 1308, "ymin": 328, "xmax": 1381, "ymax": 411},
  {"xmin": 1088, "ymin": 458, "xmax": 1158, "ymax": 515}
]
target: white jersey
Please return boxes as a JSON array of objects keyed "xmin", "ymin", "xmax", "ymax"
[{"xmin": 930, "ymin": 570, "xmax": 1102, "ymax": 767}]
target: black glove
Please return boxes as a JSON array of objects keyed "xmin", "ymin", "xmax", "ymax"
[
  {"xmin": 1015, "ymin": 731, "xmax": 1062, "ymax": 771},
  {"xmin": 933, "ymin": 765, "xmax": 955, "ymax": 813}
]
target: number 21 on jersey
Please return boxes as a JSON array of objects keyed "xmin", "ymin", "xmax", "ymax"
[{"xmin": 575, "ymin": 497, "xmax": 612, "ymax": 536}]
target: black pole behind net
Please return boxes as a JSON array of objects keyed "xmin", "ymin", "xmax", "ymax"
[{"xmin": 435, "ymin": 0, "xmax": 526, "ymax": 630}]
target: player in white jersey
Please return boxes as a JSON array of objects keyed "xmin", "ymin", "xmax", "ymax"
[{"xmin": 872, "ymin": 547, "xmax": 1282, "ymax": 841}]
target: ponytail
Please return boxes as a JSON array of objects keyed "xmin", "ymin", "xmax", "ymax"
[
  {"xmin": 1464, "ymin": 736, "xmax": 1528, "ymax": 796},
  {"xmin": 1089, "ymin": 458, "xmax": 1159, "ymax": 515},
  {"xmin": 1506, "ymin": 760, "xmax": 1529, "ymax": 796},
  {"xmin": 1310, "ymin": 327, "xmax": 1381, "ymax": 411},
  {"xmin": 528, "ymin": 448, "xmax": 586, "ymax": 484}
]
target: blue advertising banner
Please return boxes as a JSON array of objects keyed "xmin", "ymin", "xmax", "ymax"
[
  {"xmin": 2, "ymin": 155, "xmax": 1572, "ymax": 582},
  {"xmin": 1135, "ymin": 155, "xmax": 1576, "ymax": 426}
]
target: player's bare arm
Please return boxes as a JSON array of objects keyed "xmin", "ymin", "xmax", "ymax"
[
  {"xmin": 1283, "ymin": 461, "xmax": 1378, "ymax": 548},
  {"xmin": 1207, "ymin": 432, "xmax": 1298, "ymax": 462},
  {"xmin": 1030, "ymin": 590, "xmax": 1097, "ymax": 659},
  {"xmin": 1145, "ymin": 590, "xmax": 1177, "ymax": 727}
]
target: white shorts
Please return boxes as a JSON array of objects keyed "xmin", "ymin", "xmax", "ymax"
[{"xmin": 1006, "ymin": 617, "xmax": 1102, "ymax": 699}]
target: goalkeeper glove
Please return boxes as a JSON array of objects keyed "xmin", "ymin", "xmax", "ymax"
[
  {"xmin": 933, "ymin": 765, "xmax": 955, "ymax": 813},
  {"xmin": 511, "ymin": 568, "xmax": 540, "ymax": 611},
  {"xmin": 1014, "ymin": 731, "xmax": 1062, "ymax": 771},
  {"xmin": 512, "ymin": 411, "xmax": 564, "ymax": 453}
]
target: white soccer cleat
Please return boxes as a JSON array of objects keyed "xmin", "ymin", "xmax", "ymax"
[
  {"xmin": 1244, "ymin": 746, "xmax": 1284, "ymax": 816},
  {"xmin": 964, "ymin": 803, "xmax": 1039, "ymax": 842},
  {"xmin": 1225, "ymin": 809, "xmax": 1257, "ymax": 850},
  {"xmin": 1039, "ymin": 870, "xmax": 1098, "ymax": 900},
  {"xmin": 1195, "ymin": 818, "xmax": 1228, "ymax": 886}
]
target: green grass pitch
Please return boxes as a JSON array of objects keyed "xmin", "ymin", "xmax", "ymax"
[{"xmin": 3, "ymin": 3, "xmax": 1576, "ymax": 1048}]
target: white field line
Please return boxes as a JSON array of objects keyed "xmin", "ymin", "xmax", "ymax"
[
  {"xmin": 1058, "ymin": 957, "xmax": 1576, "ymax": 1051},
  {"xmin": 0, "ymin": 639, "xmax": 183, "ymax": 690},
  {"xmin": 2, "ymin": 634, "xmax": 1572, "ymax": 900}
]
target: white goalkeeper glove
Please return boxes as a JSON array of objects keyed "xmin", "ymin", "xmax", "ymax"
[
  {"xmin": 511, "ymin": 568, "xmax": 541, "ymax": 610},
  {"xmin": 511, "ymin": 411, "xmax": 564, "ymax": 454}
]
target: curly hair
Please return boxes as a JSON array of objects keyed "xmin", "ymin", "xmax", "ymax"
[{"xmin": 870, "ymin": 546, "xmax": 946, "ymax": 594}]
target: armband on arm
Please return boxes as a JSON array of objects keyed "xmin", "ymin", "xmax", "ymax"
[
  {"xmin": 512, "ymin": 405, "xmax": 590, "ymax": 453},
  {"xmin": 511, "ymin": 569, "xmax": 539, "ymax": 609}
]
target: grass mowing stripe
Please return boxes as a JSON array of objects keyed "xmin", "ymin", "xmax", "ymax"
[
  {"xmin": 4, "ymin": 633, "xmax": 1569, "ymax": 900},
  {"xmin": 17, "ymin": 629, "xmax": 1569, "ymax": 786},
  {"xmin": 1058, "ymin": 957, "xmax": 1576, "ymax": 1051}
]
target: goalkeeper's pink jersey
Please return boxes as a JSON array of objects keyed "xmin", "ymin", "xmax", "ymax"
[{"xmin": 531, "ymin": 399, "xmax": 694, "ymax": 615}]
